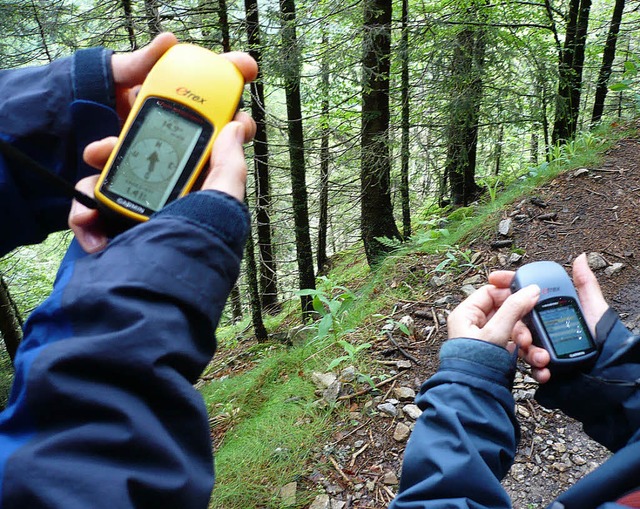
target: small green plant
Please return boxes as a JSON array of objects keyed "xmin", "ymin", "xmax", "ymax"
[
  {"xmin": 434, "ymin": 245, "xmax": 479, "ymax": 273},
  {"xmin": 478, "ymin": 176, "xmax": 502, "ymax": 204},
  {"xmin": 297, "ymin": 277, "xmax": 357, "ymax": 342},
  {"xmin": 327, "ymin": 339, "xmax": 372, "ymax": 370},
  {"xmin": 385, "ymin": 318, "xmax": 411, "ymax": 337}
]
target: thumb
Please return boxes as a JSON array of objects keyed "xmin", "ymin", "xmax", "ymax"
[
  {"xmin": 572, "ymin": 253, "xmax": 609, "ymax": 335},
  {"xmin": 111, "ymin": 33, "xmax": 178, "ymax": 87},
  {"xmin": 201, "ymin": 121, "xmax": 248, "ymax": 202},
  {"xmin": 479, "ymin": 284, "xmax": 540, "ymax": 345}
]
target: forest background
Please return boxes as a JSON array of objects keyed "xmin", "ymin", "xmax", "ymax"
[
  {"xmin": 0, "ymin": 0, "xmax": 638, "ymax": 344},
  {"xmin": 0, "ymin": 0, "xmax": 639, "ymax": 506}
]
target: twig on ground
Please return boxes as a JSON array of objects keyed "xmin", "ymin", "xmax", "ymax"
[
  {"xmin": 385, "ymin": 331, "xmax": 420, "ymax": 364},
  {"xmin": 329, "ymin": 455, "xmax": 351, "ymax": 484}
]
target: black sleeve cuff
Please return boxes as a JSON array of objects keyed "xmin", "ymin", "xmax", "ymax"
[
  {"xmin": 153, "ymin": 190, "xmax": 250, "ymax": 256},
  {"xmin": 595, "ymin": 307, "xmax": 617, "ymax": 347},
  {"xmin": 72, "ymin": 47, "xmax": 115, "ymax": 108}
]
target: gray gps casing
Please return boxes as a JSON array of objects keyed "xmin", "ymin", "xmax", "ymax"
[{"xmin": 511, "ymin": 261, "xmax": 598, "ymax": 369}]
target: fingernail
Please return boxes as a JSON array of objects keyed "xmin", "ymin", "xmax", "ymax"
[
  {"xmin": 526, "ymin": 284, "xmax": 540, "ymax": 297},
  {"xmin": 233, "ymin": 122, "xmax": 245, "ymax": 144}
]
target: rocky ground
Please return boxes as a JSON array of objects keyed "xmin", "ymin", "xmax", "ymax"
[{"xmin": 212, "ymin": 133, "xmax": 640, "ymax": 508}]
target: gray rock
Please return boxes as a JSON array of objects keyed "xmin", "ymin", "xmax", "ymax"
[
  {"xmin": 323, "ymin": 381, "xmax": 342, "ymax": 404},
  {"xmin": 402, "ymin": 404, "xmax": 423, "ymax": 420},
  {"xmin": 312, "ymin": 372, "xmax": 337, "ymax": 389},
  {"xmin": 308, "ymin": 494, "xmax": 331, "ymax": 509},
  {"xmin": 460, "ymin": 284, "xmax": 477, "ymax": 297},
  {"xmin": 509, "ymin": 252, "xmax": 524, "ymax": 265},
  {"xmin": 398, "ymin": 315, "xmax": 415, "ymax": 336},
  {"xmin": 587, "ymin": 252, "xmax": 607, "ymax": 270},
  {"xmin": 279, "ymin": 481, "xmax": 297, "ymax": 506},
  {"xmin": 498, "ymin": 218, "xmax": 512, "ymax": 236},
  {"xmin": 605, "ymin": 262, "xmax": 624, "ymax": 277},
  {"xmin": 463, "ymin": 274, "xmax": 484, "ymax": 285},
  {"xmin": 393, "ymin": 422, "xmax": 411, "ymax": 442},
  {"xmin": 383, "ymin": 470, "xmax": 399, "ymax": 485},
  {"xmin": 339, "ymin": 366, "xmax": 357, "ymax": 383},
  {"xmin": 394, "ymin": 387, "xmax": 416, "ymax": 401},
  {"xmin": 377, "ymin": 402, "xmax": 397, "ymax": 417}
]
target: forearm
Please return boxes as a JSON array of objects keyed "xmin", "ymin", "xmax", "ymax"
[
  {"xmin": 0, "ymin": 191, "xmax": 248, "ymax": 509},
  {"xmin": 390, "ymin": 338, "xmax": 518, "ymax": 509},
  {"xmin": 0, "ymin": 48, "xmax": 119, "ymax": 255}
]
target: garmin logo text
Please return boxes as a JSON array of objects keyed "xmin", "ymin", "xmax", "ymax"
[
  {"xmin": 116, "ymin": 197, "xmax": 145, "ymax": 214},
  {"xmin": 176, "ymin": 87, "xmax": 206, "ymax": 104},
  {"xmin": 540, "ymin": 286, "xmax": 560, "ymax": 295}
]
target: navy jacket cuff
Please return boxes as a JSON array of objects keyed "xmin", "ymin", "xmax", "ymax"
[
  {"xmin": 153, "ymin": 190, "xmax": 250, "ymax": 257},
  {"xmin": 72, "ymin": 47, "xmax": 115, "ymax": 108},
  {"xmin": 440, "ymin": 337, "xmax": 516, "ymax": 388}
]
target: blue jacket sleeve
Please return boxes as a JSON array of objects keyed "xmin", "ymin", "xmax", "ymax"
[
  {"xmin": 389, "ymin": 338, "xmax": 519, "ymax": 509},
  {"xmin": 0, "ymin": 47, "xmax": 119, "ymax": 256},
  {"xmin": 0, "ymin": 190, "xmax": 249, "ymax": 509},
  {"xmin": 536, "ymin": 308, "xmax": 640, "ymax": 452}
]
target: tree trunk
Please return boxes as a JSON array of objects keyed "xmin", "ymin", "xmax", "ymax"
[
  {"xmin": 229, "ymin": 284, "xmax": 243, "ymax": 323},
  {"xmin": 243, "ymin": 222, "xmax": 268, "ymax": 342},
  {"xmin": 444, "ymin": 15, "xmax": 486, "ymax": 206},
  {"xmin": 279, "ymin": 0, "xmax": 315, "ymax": 317},
  {"xmin": 591, "ymin": 0, "xmax": 626, "ymax": 126},
  {"xmin": 244, "ymin": 0, "xmax": 280, "ymax": 314},
  {"xmin": 317, "ymin": 33, "xmax": 330, "ymax": 274},
  {"xmin": 360, "ymin": 0, "xmax": 401, "ymax": 265},
  {"xmin": 218, "ymin": 0, "xmax": 231, "ymax": 53},
  {"xmin": 122, "ymin": 0, "xmax": 137, "ymax": 50},
  {"xmin": 552, "ymin": 0, "xmax": 592, "ymax": 143},
  {"xmin": 0, "ymin": 276, "xmax": 22, "ymax": 363},
  {"xmin": 494, "ymin": 124, "xmax": 504, "ymax": 175},
  {"xmin": 399, "ymin": 0, "xmax": 411, "ymax": 239}
]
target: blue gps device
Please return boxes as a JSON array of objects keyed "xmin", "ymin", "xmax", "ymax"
[{"xmin": 511, "ymin": 261, "xmax": 598, "ymax": 370}]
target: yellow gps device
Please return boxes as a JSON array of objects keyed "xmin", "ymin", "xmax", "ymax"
[{"xmin": 94, "ymin": 43, "xmax": 245, "ymax": 224}]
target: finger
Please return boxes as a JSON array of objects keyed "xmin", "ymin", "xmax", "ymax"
[
  {"xmin": 572, "ymin": 253, "xmax": 609, "ymax": 334},
  {"xmin": 531, "ymin": 367, "xmax": 551, "ymax": 384},
  {"xmin": 478, "ymin": 285, "xmax": 540, "ymax": 346},
  {"xmin": 201, "ymin": 121, "xmax": 249, "ymax": 202},
  {"xmin": 233, "ymin": 111, "xmax": 257, "ymax": 143},
  {"xmin": 111, "ymin": 33, "xmax": 178, "ymax": 87},
  {"xmin": 488, "ymin": 270, "xmax": 515, "ymax": 289},
  {"xmin": 220, "ymin": 51, "xmax": 259, "ymax": 84},
  {"xmin": 83, "ymin": 137, "xmax": 118, "ymax": 171},
  {"xmin": 69, "ymin": 176, "xmax": 109, "ymax": 254}
]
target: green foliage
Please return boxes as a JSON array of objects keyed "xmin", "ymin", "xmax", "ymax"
[
  {"xmin": 0, "ymin": 232, "xmax": 72, "ymax": 317},
  {"xmin": 327, "ymin": 339, "xmax": 372, "ymax": 370},
  {"xmin": 297, "ymin": 277, "xmax": 357, "ymax": 342},
  {"xmin": 434, "ymin": 245, "xmax": 480, "ymax": 274},
  {"xmin": 610, "ymin": 60, "xmax": 640, "ymax": 108},
  {"xmin": 201, "ymin": 347, "xmax": 330, "ymax": 509}
]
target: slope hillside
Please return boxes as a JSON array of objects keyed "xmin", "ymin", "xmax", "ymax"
[{"xmin": 305, "ymin": 135, "xmax": 640, "ymax": 509}]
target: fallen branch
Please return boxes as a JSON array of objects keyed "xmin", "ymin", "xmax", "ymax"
[
  {"xmin": 337, "ymin": 372, "xmax": 404, "ymax": 401},
  {"xmin": 385, "ymin": 331, "xmax": 420, "ymax": 364},
  {"xmin": 329, "ymin": 455, "xmax": 351, "ymax": 484}
]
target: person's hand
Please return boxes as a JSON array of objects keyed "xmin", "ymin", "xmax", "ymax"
[
  {"xmin": 447, "ymin": 282, "xmax": 540, "ymax": 349},
  {"xmin": 488, "ymin": 254, "xmax": 609, "ymax": 383},
  {"xmin": 69, "ymin": 43, "xmax": 258, "ymax": 253},
  {"xmin": 111, "ymin": 32, "xmax": 178, "ymax": 121}
]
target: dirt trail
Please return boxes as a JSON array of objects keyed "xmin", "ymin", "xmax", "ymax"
[{"xmin": 319, "ymin": 134, "xmax": 640, "ymax": 508}]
